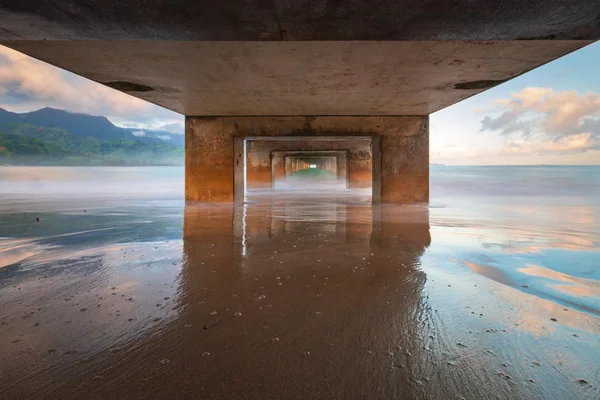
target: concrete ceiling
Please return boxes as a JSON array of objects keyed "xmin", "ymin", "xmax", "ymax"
[
  {"xmin": 1, "ymin": 40, "xmax": 591, "ymax": 116},
  {"xmin": 0, "ymin": 0, "xmax": 598, "ymax": 41},
  {"xmin": 0, "ymin": 0, "xmax": 597, "ymax": 116}
]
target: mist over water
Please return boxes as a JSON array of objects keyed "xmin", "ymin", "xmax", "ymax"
[
  {"xmin": 0, "ymin": 166, "xmax": 183, "ymax": 212},
  {"xmin": 0, "ymin": 165, "xmax": 599, "ymax": 399}
]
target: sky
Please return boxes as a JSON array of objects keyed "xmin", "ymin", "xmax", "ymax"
[
  {"xmin": 431, "ymin": 41, "xmax": 600, "ymax": 165},
  {"xmin": 0, "ymin": 45, "xmax": 184, "ymax": 134},
  {"xmin": 1, "ymin": 41, "xmax": 599, "ymax": 165}
]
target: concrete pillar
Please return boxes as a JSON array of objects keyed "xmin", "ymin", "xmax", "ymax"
[
  {"xmin": 347, "ymin": 148, "xmax": 372, "ymax": 189},
  {"xmin": 272, "ymin": 154, "xmax": 285, "ymax": 185},
  {"xmin": 380, "ymin": 116, "xmax": 429, "ymax": 203},
  {"xmin": 185, "ymin": 116, "xmax": 428, "ymax": 203},
  {"xmin": 185, "ymin": 117, "xmax": 235, "ymax": 202},
  {"xmin": 245, "ymin": 140, "xmax": 273, "ymax": 190},
  {"xmin": 336, "ymin": 153, "xmax": 347, "ymax": 180},
  {"xmin": 284, "ymin": 156, "xmax": 292, "ymax": 178}
]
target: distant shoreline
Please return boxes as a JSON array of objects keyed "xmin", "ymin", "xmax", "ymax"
[
  {"xmin": 2, "ymin": 164, "xmax": 597, "ymax": 168},
  {"xmin": 430, "ymin": 164, "xmax": 600, "ymax": 167},
  {"xmin": 1, "ymin": 163, "xmax": 184, "ymax": 167}
]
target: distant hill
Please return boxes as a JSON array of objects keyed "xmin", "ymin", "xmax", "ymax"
[{"xmin": 0, "ymin": 107, "xmax": 184, "ymax": 166}]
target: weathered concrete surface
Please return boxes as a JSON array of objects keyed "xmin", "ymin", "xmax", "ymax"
[
  {"xmin": 337, "ymin": 153, "xmax": 348, "ymax": 183},
  {"xmin": 1, "ymin": 0, "xmax": 598, "ymax": 40},
  {"xmin": 186, "ymin": 116, "xmax": 427, "ymax": 203},
  {"xmin": 273, "ymin": 154, "xmax": 286, "ymax": 183},
  {"xmin": 381, "ymin": 117, "xmax": 429, "ymax": 203},
  {"xmin": 0, "ymin": 41, "xmax": 591, "ymax": 116},
  {"xmin": 246, "ymin": 141, "xmax": 273, "ymax": 190},
  {"xmin": 185, "ymin": 117, "xmax": 235, "ymax": 202}
]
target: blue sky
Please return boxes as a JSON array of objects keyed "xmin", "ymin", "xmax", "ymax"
[
  {"xmin": 1, "ymin": 41, "xmax": 599, "ymax": 165},
  {"xmin": 431, "ymin": 41, "xmax": 600, "ymax": 165}
]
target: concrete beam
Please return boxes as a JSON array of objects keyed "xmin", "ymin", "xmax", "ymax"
[
  {"xmin": 1, "ymin": 0, "xmax": 598, "ymax": 40},
  {"xmin": 0, "ymin": 41, "xmax": 591, "ymax": 116}
]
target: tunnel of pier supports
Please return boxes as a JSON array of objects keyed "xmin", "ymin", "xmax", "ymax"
[
  {"xmin": 273, "ymin": 151, "xmax": 348, "ymax": 188},
  {"xmin": 185, "ymin": 116, "xmax": 429, "ymax": 203},
  {"xmin": 246, "ymin": 144, "xmax": 358, "ymax": 191},
  {"xmin": 245, "ymin": 141, "xmax": 356, "ymax": 190},
  {"xmin": 1, "ymin": 0, "xmax": 595, "ymax": 206}
]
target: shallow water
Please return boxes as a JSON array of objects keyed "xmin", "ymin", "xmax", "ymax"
[{"xmin": 0, "ymin": 166, "xmax": 598, "ymax": 399}]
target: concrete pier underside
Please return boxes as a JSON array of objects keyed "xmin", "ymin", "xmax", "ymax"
[
  {"xmin": 0, "ymin": 0, "xmax": 597, "ymax": 204},
  {"xmin": 273, "ymin": 151, "xmax": 349, "ymax": 186},
  {"xmin": 246, "ymin": 141, "xmax": 366, "ymax": 190},
  {"xmin": 186, "ymin": 116, "xmax": 428, "ymax": 203}
]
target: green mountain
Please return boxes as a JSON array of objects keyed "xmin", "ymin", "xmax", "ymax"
[{"xmin": 0, "ymin": 108, "xmax": 184, "ymax": 166}]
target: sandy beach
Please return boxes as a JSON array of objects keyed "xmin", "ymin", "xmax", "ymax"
[{"xmin": 1, "ymin": 166, "xmax": 598, "ymax": 399}]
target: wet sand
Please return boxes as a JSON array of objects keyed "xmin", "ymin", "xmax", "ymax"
[{"xmin": 1, "ymin": 166, "xmax": 599, "ymax": 399}]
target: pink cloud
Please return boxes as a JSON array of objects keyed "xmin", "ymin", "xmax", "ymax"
[
  {"xmin": 0, "ymin": 45, "xmax": 181, "ymax": 124},
  {"xmin": 483, "ymin": 87, "xmax": 600, "ymax": 136}
]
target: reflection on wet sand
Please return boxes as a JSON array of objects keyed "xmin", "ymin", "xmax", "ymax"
[
  {"xmin": 1, "ymin": 188, "xmax": 599, "ymax": 399},
  {"xmin": 139, "ymin": 202, "xmax": 433, "ymax": 399},
  {"xmin": 0, "ymin": 200, "xmax": 434, "ymax": 399}
]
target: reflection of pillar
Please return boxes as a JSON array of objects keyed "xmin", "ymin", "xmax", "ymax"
[
  {"xmin": 119, "ymin": 200, "xmax": 433, "ymax": 397},
  {"xmin": 344, "ymin": 204, "xmax": 373, "ymax": 241},
  {"xmin": 184, "ymin": 203, "xmax": 242, "ymax": 272},
  {"xmin": 370, "ymin": 204, "xmax": 431, "ymax": 251}
]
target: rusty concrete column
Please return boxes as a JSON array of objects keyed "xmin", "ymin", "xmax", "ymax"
[
  {"xmin": 347, "ymin": 148, "xmax": 372, "ymax": 189},
  {"xmin": 336, "ymin": 153, "xmax": 348, "ymax": 188},
  {"xmin": 245, "ymin": 140, "xmax": 273, "ymax": 190},
  {"xmin": 272, "ymin": 154, "xmax": 285, "ymax": 186},
  {"xmin": 185, "ymin": 117, "xmax": 235, "ymax": 202},
  {"xmin": 185, "ymin": 116, "xmax": 428, "ymax": 204},
  {"xmin": 284, "ymin": 156, "xmax": 292, "ymax": 178},
  {"xmin": 380, "ymin": 116, "xmax": 429, "ymax": 203}
]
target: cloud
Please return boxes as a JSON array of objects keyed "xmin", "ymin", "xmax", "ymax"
[
  {"xmin": 131, "ymin": 130, "xmax": 146, "ymax": 137},
  {"xmin": 156, "ymin": 135, "xmax": 172, "ymax": 141},
  {"xmin": 109, "ymin": 117, "xmax": 184, "ymax": 134},
  {"xmin": 0, "ymin": 45, "xmax": 182, "ymax": 128},
  {"xmin": 479, "ymin": 87, "xmax": 600, "ymax": 156},
  {"xmin": 157, "ymin": 121, "xmax": 184, "ymax": 135},
  {"xmin": 504, "ymin": 132, "xmax": 600, "ymax": 155}
]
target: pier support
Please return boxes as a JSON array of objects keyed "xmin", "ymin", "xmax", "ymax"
[{"xmin": 185, "ymin": 116, "xmax": 428, "ymax": 203}]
